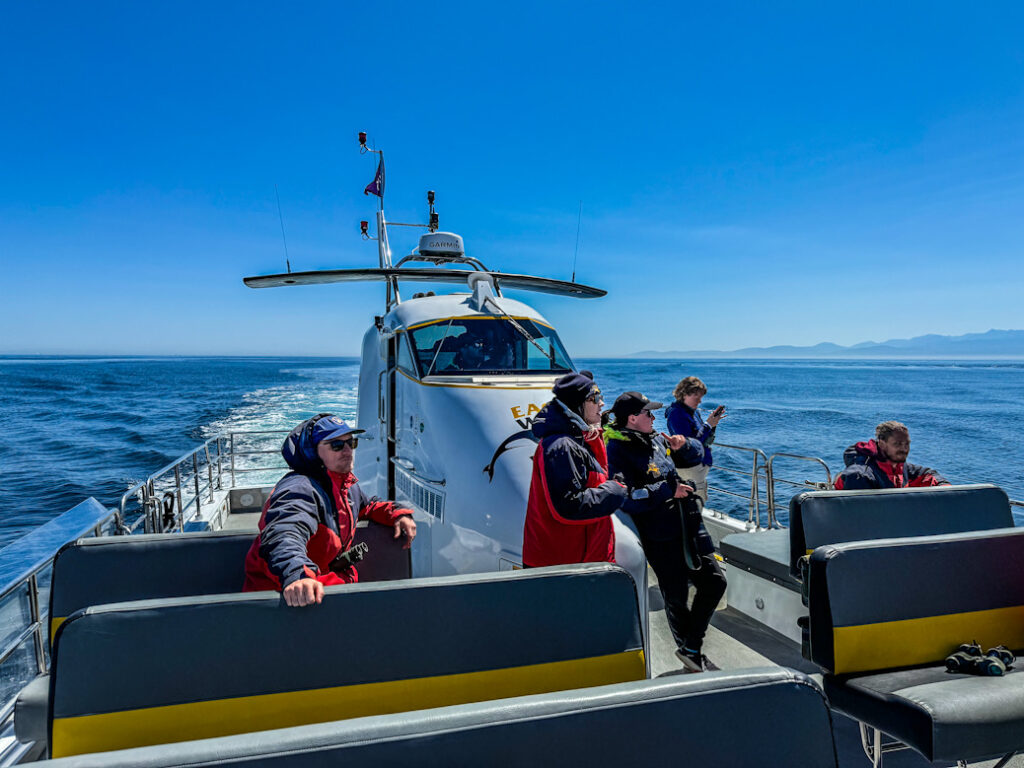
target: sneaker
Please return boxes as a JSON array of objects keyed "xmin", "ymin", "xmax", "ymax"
[{"xmin": 675, "ymin": 647, "xmax": 717, "ymax": 672}]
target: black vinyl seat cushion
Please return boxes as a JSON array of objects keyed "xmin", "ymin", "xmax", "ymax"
[
  {"xmin": 720, "ymin": 530, "xmax": 799, "ymax": 593},
  {"xmin": 15, "ymin": 673, "xmax": 50, "ymax": 744},
  {"xmin": 823, "ymin": 664, "xmax": 1024, "ymax": 763}
]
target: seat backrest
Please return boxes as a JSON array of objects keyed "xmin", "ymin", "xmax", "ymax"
[
  {"xmin": 39, "ymin": 668, "xmax": 836, "ymax": 768},
  {"xmin": 789, "ymin": 484, "xmax": 1011, "ymax": 577},
  {"xmin": 48, "ymin": 563, "xmax": 644, "ymax": 758},
  {"xmin": 49, "ymin": 531, "xmax": 254, "ymax": 642},
  {"xmin": 805, "ymin": 527, "xmax": 1024, "ymax": 675}
]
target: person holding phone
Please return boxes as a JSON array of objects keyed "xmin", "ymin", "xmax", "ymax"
[{"xmin": 664, "ymin": 376, "xmax": 725, "ymax": 502}]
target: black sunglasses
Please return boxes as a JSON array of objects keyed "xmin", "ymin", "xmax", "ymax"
[{"xmin": 326, "ymin": 437, "xmax": 358, "ymax": 451}]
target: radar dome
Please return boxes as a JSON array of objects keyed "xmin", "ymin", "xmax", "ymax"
[{"xmin": 418, "ymin": 232, "xmax": 464, "ymax": 257}]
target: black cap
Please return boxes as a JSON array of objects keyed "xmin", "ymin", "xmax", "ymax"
[
  {"xmin": 611, "ymin": 391, "xmax": 664, "ymax": 424},
  {"xmin": 552, "ymin": 371, "xmax": 600, "ymax": 412}
]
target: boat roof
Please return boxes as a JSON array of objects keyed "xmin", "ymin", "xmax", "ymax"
[
  {"xmin": 242, "ymin": 268, "xmax": 606, "ymax": 299},
  {"xmin": 384, "ymin": 292, "xmax": 552, "ymax": 332}
]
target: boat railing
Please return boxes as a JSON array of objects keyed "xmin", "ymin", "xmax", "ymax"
[
  {"xmin": 119, "ymin": 430, "xmax": 291, "ymax": 533},
  {"xmin": 0, "ymin": 499, "xmax": 118, "ymax": 764},
  {"xmin": 708, "ymin": 445, "xmax": 834, "ymax": 529},
  {"xmin": 706, "ymin": 443, "xmax": 770, "ymax": 529},
  {"xmin": 765, "ymin": 453, "xmax": 834, "ymax": 528}
]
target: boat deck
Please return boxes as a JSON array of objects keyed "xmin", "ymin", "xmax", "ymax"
[{"xmin": 216, "ymin": 510, "xmax": 1020, "ymax": 767}]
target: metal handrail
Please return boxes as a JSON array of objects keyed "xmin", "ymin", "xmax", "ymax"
[
  {"xmin": 765, "ymin": 453, "xmax": 834, "ymax": 527},
  {"xmin": 116, "ymin": 431, "xmax": 290, "ymax": 534},
  {"xmin": 707, "ymin": 443, "xmax": 770, "ymax": 528}
]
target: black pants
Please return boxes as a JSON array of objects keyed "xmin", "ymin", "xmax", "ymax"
[{"xmin": 642, "ymin": 535, "xmax": 727, "ymax": 651}]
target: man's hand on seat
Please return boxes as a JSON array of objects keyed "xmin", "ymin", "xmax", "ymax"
[
  {"xmin": 394, "ymin": 514, "xmax": 417, "ymax": 549},
  {"xmin": 283, "ymin": 578, "xmax": 324, "ymax": 607}
]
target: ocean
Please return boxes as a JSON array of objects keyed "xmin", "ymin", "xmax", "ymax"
[{"xmin": 2, "ymin": 356, "xmax": 1022, "ymax": 548}]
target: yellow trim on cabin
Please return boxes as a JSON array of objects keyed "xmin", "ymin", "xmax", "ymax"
[
  {"xmin": 395, "ymin": 367, "xmax": 553, "ymax": 390},
  {"xmin": 832, "ymin": 605, "xmax": 1024, "ymax": 675},
  {"xmin": 51, "ymin": 649, "xmax": 645, "ymax": 757},
  {"xmin": 403, "ymin": 316, "xmax": 555, "ymax": 332}
]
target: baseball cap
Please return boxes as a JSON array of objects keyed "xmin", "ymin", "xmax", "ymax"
[
  {"xmin": 311, "ymin": 415, "xmax": 365, "ymax": 445},
  {"xmin": 611, "ymin": 391, "xmax": 664, "ymax": 423}
]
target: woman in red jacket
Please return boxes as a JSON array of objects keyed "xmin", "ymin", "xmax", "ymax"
[{"xmin": 522, "ymin": 372, "xmax": 626, "ymax": 567}]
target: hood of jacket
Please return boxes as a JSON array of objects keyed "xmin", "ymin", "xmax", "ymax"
[
  {"xmin": 843, "ymin": 440, "xmax": 882, "ymax": 467},
  {"xmin": 532, "ymin": 400, "xmax": 582, "ymax": 440},
  {"xmin": 281, "ymin": 415, "xmax": 330, "ymax": 476}
]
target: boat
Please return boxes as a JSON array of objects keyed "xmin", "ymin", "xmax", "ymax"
[{"xmin": 2, "ymin": 136, "xmax": 1023, "ymax": 767}]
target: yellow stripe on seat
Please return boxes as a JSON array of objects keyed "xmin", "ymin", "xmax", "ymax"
[
  {"xmin": 833, "ymin": 605, "xmax": 1024, "ymax": 675},
  {"xmin": 51, "ymin": 649, "xmax": 645, "ymax": 757},
  {"xmin": 50, "ymin": 617, "xmax": 66, "ymax": 645}
]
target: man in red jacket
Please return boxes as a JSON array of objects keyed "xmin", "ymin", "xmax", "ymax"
[
  {"xmin": 243, "ymin": 414, "xmax": 416, "ymax": 607},
  {"xmin": 522, "ymin": 371, "xmax": 626, "ymax": 567},
  {"xmin": 834, "ymin": 421, "xmax": 949, "ymax": 490}
]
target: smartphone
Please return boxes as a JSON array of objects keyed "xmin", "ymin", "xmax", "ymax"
[{"xmin": 711, "ymin": 405, "xmax": 726, "ymax": 417}]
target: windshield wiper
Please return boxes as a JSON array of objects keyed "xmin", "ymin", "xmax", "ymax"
[
  {"xmin": 484, "ymin": 296, "xmax": 555, "ymax": 363},
  {"xmin": 424, "ymin": 318, "xmax": 456, "ymax": 376}
]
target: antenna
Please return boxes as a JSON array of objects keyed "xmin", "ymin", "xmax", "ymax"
[
  {"xmin": 275, "ymin": 184, "xmax": 291, "ymax": 273},
  {"xmin": 571, "ymin": 201, "xmax": 582, "ymax": 283}
]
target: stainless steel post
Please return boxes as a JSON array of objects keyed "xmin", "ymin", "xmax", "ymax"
[
  {"xmin": 193, "ymin": 452, "xmax": 201, "ymax": 517},
  {"xmin": 205, "ymin": 444, "xmax": 215, "ymax": 500},
  {"xmin": 27, "ymin": 574, "xmax": 46, "ymax": 673},
  {"xmin": 174, "ymin": 465, "xmax": 184, "ymax": 531}
]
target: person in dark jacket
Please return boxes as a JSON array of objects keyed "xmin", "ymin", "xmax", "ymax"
[
  {"xmin": 606, "ymin": 391, "xmax": 727, "ymax": 673},
  {"xmin": 834, "ymin": 420, "xmax": 949, "ymax": 490},
  {"xmin": 243, "ymin": 414, "xmax": 416, "ymax": 607},
  {"xmin": 664, "ymin": 376, "xmax": 725, "ymax": 502},
  {"xmin": 522, "ymin": 371, "xmax": 627, "ymax": 568}
]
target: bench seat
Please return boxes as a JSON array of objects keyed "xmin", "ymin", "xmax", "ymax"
[
  {"xmin": 46, "ymin": 563, "xmax": 644, "ymax": 758},
  {"xmin": 14, "ymin": 674, "xmax": 49, "ymax": 745},
  {"xmin": 806, "ymin": 528, "xmax": 1024, "ymax": 765},
  {"xmin": 37, "ymin": 668, "xmax": 838, "ymax": 767},
  {"xmin": 720, "ymin": 529, "xmax": 798, "ymax": 593},
  {"xmin": 824, "ymin": 665, "xmax": 1024, "ymax": 763}
]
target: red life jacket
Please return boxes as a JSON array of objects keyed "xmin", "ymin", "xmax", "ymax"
[{"xmin": 523, "ymin": 432, "xmax": 616, "ymax": 567}]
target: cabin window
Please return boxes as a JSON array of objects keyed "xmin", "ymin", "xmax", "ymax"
[
  {"xmin": 408, "ymin": 317, "xmax": 573, "ymax": 376},
  {"xmin": 397, "ymin": 333, "xmax": 418, "ymax": 376}
]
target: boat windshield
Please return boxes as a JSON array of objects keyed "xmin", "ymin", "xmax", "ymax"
[{"xmin": 408, "ymin": 317, "xmax": 574, "ymax": 376}]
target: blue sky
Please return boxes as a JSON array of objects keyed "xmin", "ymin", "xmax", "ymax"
[{"xmin": 2, "ymin": 2, "xmax": 1023, "ymax": 356}]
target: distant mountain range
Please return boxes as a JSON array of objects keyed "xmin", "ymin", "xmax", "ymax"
[{"xmin": 628, "ymin": 329, "xmax": 1024, "ymax": 359}]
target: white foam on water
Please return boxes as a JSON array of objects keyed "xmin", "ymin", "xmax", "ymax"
[{"xmin": 195, "ymin": 362, "xmax": 362, "ymax": 489}]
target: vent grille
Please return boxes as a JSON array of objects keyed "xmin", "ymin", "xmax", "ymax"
[{"xmin": 395, "ymin": 466, "xmax": 445, "ymax": 521}]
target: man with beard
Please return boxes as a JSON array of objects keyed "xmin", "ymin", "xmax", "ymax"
[{"xmin": 835, "ymin": 421, "xmax": 949, "ymax": 490}]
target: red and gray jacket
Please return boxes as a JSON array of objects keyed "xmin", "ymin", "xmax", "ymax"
[
  {"xmin": 833, "ymin": 440, "xmax": 949, "ymax": 490},
  {"xmin": 522, "ymin": 402, "xmax": 626, "ymax": 568},
  {"xmin": 243, "ymin": 422, "xmax": 410, "ymax": 592}
]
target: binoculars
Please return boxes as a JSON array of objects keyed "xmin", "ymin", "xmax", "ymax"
[
  {"xmin": 329, "ymin": 542, "xmax": 370, "ymax": 574},
  {"xmin": 944, "ymin": 642, "xmax": 1016, "ymax": 676}
]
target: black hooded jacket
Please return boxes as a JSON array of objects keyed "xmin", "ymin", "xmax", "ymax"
[
  {"xmin": 529, "ymin": 401, "xmax": 626, "ymax": 522},
  {"xmin": 605, "ymin": 426, "xmax": 713, "ymax": 555}
]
